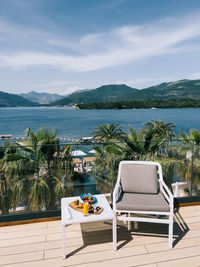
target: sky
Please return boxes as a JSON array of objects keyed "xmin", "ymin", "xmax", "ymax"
[{"xmin": 1, "ymin": 0, "xmax": 200, "ymax": 95}]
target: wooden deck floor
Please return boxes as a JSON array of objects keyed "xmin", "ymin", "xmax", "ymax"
[{"xmin": 0, "ymin": 205, "xmax": 200, "ymax": 267}]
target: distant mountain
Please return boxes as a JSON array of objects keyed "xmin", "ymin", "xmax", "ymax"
[
  {"xmin": 0, "ymin": 91, "xmax": 39, "ymax": 107},
  {"xmin": 20, "ymin": 91, "xmax": 63, "ymax": 104},
  {"xmin": 49, "ymin": 79, "xmax": 200, "ymax": 106},
  {"xmin": 50, "ymin": 84, "xmax": 138, "ymax": 105},
  {"xmin": 133, "ymin": 79, "xmax": 200, "ymax": 100},
  {"xmin": 3, "ymin": 79, "xmax": 200, "ymax": 108}
]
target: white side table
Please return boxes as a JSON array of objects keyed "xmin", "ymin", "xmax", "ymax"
[{"xmin": 61, "ymin": 194, "xmax": 116, "ymax": 259}]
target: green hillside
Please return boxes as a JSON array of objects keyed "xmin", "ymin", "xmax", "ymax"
[
  {"xmin": 49, "ymin": 79, "xmax": 200, "ymax": 106},
  {"xmin": 0, "ymin": 91, "xmax": 39, "ymax": 107},
  {"xmin": 50, "ymin": 84, "xmax": 138, "ymax": 105},
  {"xmin": 134, "ymin": 79, "xmax": 200, "ymax": 100}
]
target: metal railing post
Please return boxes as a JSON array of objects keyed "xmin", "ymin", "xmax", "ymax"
[{"xmin": 190, "ymin": 140, "xmax": 194, "ymax": 196}]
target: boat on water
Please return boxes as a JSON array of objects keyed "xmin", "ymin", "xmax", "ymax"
[{"xmin": 0, "ymin": 135, "xmax": 12, "ymax": 139}]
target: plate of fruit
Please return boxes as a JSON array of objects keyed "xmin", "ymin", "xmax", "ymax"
[{"xmin": 80, "ymin": 193, "xmax": 97, "ymax": 204}]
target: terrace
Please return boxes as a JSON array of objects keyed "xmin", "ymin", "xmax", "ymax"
[
  {"xmin": 0, "ymin": 204, "xmax": 200, "ymax": 267},
  {"xmin": 1, "ymin": 136, "xmax": 200, "ymax": 266}
]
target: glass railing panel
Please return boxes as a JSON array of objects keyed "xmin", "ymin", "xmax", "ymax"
[
  {"xmin": 158, "ymin": 140, "xmax": 192, "ymax": 197},
  {"xmin": 192, "ymin": 143, "xmax": 200, "ymax": 197},
  {"xmin": 0, "ymin": 139, "xmax": 199, "ymax": 217}
]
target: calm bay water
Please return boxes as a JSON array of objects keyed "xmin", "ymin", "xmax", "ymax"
[{"xmin": 0, "ymin": 107, "xmax": 200, "ymax": 139}]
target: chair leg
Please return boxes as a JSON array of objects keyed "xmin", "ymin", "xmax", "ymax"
[
  {"xmin": 134, "ymin": 221, "xmax": 138, "ymax": 230},
  {"xmin": 113, "ymin": 215, "xmax": 117, "ymax": 251},
  {"xmin": 169, "ymin": 215, "xmax": 173, "ymax": 248},
  {"xmin": 127, "ymin": 213, "xmax": 131, "ymax": 231}
]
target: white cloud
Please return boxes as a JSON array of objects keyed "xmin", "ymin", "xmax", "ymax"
[
  {"xmin": 113, "ymin": 75, "xmax": 187, "ymax": 89},
  {"xmin": 1, "ymin": 12, "xmax": 200, "ymax": 72},
  {"xmin": 188, "ymin": 72, "xmax": 200, "ymax": 80},
  {"xmin": 44, "ymin": 80, "xmax": 77, "ymax": 87},
  {"xmin": 127, "ymin": 78, "xmax": 169, "ymax": 89},
  {"xmin": 65, "ymin": 86, "xmax": 84, "ymax": 94},
  {"xmin": 19, "ymin": 80, "xmax": 81, "ymax": 95}
]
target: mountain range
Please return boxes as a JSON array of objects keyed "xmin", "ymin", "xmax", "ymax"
[
  {"xmin": 50, "ymin": 84, "xmax": 137, "ymax": 105},
  {"xmin": 1, "ymin": 79, "xmax": 200, "ymax": 107},
  {"xmin": 0, "ymin": 91, "xmax": 39, "ymax": 107},
  {"xmin": 50, "ymin": 79, "xmax": 200, "ymax": 106},
  {"xmin": 20, "ymin": 91, "xmax": 63, "ymax": 104}
]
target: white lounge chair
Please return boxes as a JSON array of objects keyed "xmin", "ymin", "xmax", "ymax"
[{"xmin": 113, "ymin": 161, "xmax": 174, "ymax": 250}]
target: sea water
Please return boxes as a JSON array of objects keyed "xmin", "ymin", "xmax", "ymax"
[{"xmin": 0, "ymin": 107, "xmax": 200, "ymax": 139}]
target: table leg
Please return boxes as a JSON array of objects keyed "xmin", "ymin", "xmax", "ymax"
[
  {"xmin": 62, "ymin": 224, "xmax": 66, "ymax": 259},
  {"xmin": 113, "ymin": 216, "xmax": 117, "ymax": 251}
]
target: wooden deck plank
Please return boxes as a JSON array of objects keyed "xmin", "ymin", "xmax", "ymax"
[
  {"xmin": 2, "ymin": 258, "xmax": 65, "ymax": 267},
  {"xmin": 0, "ymin": 222, "xmax": 200, "ymax": 256},
  {"xmin": 157, "ymin": 255, "xmax": 200, "ymax": 267},
  {"xmin": 0, "ymin": 251, "xmax": 43, "ymax": 266},
  {"xmin": 46, "ymin": 244, "xmax": 148, "ymax": 265},
  {"xmin": 0, "ymin": 234, "xmax": 46, "ymax": 248},
  {"xmin": 146, "ymin": 235, "xmax": 200, "ymax": 253},
  {"xmin": 0, "ymin": 221, "xmax": 48, "ymax": 233},
  {"xmin": 0, "ymin": 205, "xmax": 200, "ymax": 267},
  {"xmin": 60, "ymin": 246, "xmax": 200, "ymax": 267}
]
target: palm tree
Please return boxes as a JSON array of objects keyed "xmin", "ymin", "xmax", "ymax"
[
  {"xmin": 92, "ymin": 122, "xmax": 178, "ymax": 194},
  {"xmin": 92, "ymin": 125, "xmax": 164, "ymax": 193},
  {"xmin": 181, "ymin": 129, "xmax": 200, "ymax": 145},
  {"xmin": 0, "ymin": 170, "xmax": 12, "ymax": 214},
  {"xmin": 92, "ymin": 143, "xmax": 124, "ymax": 193},
  {"xmin": 122, "ymin": 126, "xmax": 168, "ymax": 159},
  {"xmin": 92, "ymin": 123, "xmax": 125, "ymax": 142},
  {"xmin": 0, "ymin": 127, "xmax": 75, "ymax": 213},
  {"xmin": 145, "ymin": 120, "xmax": 176, "ymax": 140},
  {"xmin": 0, "ymin": 141, "xmax": 35, "ymax": 213},
  {"xmin": 178, "ymin": 129, "xmax": 200, "ymax": 195},
  {"xmin": 24, "ymin": 128, "xmax": 74, "ymax": 210}
]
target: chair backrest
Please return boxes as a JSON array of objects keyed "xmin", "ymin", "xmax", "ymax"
[{"xmin": 120, "ymin": 162, "xmax": 158, "ymax": 194}]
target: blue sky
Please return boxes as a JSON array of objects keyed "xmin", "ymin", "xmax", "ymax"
[{"xmin": 1, "ymin": 0, "xmax": 200, "ymax": 95}]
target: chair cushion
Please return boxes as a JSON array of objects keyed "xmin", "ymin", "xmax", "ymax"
[
  {"xmin": 116, "ymin": 192, "xmax": 170, "ymax": 212},
  {"xmin": 120, "ymin": 163, "xmax": 158, "ymax": 194}
]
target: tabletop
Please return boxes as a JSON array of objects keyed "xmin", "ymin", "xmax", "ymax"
[{"xmin": 61, "ymin": 194, "xmax": 114, "ymax": 225}]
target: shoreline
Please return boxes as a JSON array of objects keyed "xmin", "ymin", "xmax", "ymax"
[{"xmin": 1, "ymin": 106, "xmax": 200, "ymax": 110}]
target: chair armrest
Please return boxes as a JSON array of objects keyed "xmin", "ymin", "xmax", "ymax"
[
  {"xmin": 113, "ymin": 182, "xmax": 122, "ymax": 211},
  {"xmin": 160, "ymin": 179, "xmax": 172, "ymax": 196},
  {"xmin": 159, "ymin": 179, "xmax": 174, "ymax": 212}
]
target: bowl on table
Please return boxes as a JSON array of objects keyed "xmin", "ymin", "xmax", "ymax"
[{"xmin": 80, "ymin": 193, "xmax": 97, "ymax": 204}]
